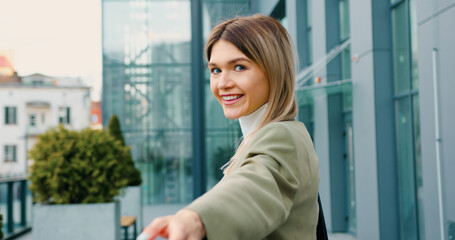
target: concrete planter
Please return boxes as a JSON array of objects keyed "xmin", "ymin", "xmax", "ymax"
[
  {"xmin": 118, "ymin": 186, "xmax": 143, "ymax": 232},
  {"xmin": 32, "ymin": 201, "xmax": 120, "ymax": 240}
]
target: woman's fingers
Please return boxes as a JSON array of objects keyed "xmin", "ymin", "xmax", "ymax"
[
  {"xmin": 168, "ymin": 210, "xmax": 205, "ymax": 240},
  {"xmin": 139, "ymin": 216, "xmax": 172, "ymax": 240},
  {"xmin": 139, "ymin": 210, "xmax": 205, "ymax": 240}
]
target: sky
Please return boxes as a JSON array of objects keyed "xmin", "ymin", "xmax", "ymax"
[{"xmin": 0, "ymin": 0, "xmax": 102, "ymax": 100}]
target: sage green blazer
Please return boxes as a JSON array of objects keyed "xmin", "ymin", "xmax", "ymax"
[{"xmin": 187, "ymin": 121, "xmax": 320, "ymax": 240}]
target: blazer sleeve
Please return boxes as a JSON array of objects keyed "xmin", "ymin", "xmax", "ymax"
[{"xmin": 186, "ymin": 123, "xmax": 308, "ymax": 240}]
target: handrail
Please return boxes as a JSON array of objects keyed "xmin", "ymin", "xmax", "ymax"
[
  {"xmin": 296, "ymin": 39, "xmax": 351, "ymax": 90},
  {"xmin": 0, "ymin": 176, "xmax": 27, "ymax": 183},
  {"xmin": 0, "ymin": 178, "xmax": 32, "ymax": 239}
]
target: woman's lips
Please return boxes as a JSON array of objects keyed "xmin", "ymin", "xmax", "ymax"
[{"xmin": 221, "ymin": 94, "xmax": 244, "ymax": 105}]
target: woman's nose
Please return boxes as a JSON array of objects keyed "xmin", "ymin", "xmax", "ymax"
[{"xmin": 218, "ymin": 72, "xmax": 233, "ymax": 89}]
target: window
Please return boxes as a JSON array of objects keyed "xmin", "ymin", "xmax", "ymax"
[
  {"xmin": 5, "ymin": 106, "xmax": 17, "ymax": 125},
  {"xmin": 325, "ymin": 0, "xmax": 351, "ymax": 82},
  {"xmin": 297, "ymin": 0, "xmax": 313, "ymax": 70},
  {"xmin": 391, "ymin": 0, "xmax": 423, "ymax": 239},
  {"xmin": 58, "ymin": 107, "xmax": 71, "ymax": 124},
  {"xmin": 29, "ymin": 114, "xmax": 37, "ymax": 126},
  {"xmin": 4, "ymin": 145, "xmax": 17, "ymax": 162}
]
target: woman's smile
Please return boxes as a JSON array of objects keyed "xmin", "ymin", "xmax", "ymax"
[{"xmin": 221, "ymin": 94, "xmax": 244, "ymax": 105}]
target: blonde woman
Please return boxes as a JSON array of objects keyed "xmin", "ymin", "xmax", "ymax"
[{"xmin": 139, "ymin": 14, "xmax": 320, "ymax": 240}]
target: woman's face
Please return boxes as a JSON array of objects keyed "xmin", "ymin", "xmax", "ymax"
[{"xmin": 208, "ymin": 40, "xmax": 269, "ymax": 119}]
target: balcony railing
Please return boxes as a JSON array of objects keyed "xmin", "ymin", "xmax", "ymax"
[{"xmin": 0, "ymin": 177, "xmax": 32, "ymax": 239}]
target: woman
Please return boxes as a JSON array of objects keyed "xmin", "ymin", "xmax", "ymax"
[{"xmin": 138, "ymin": 14, "xmax": 320, "ymax": 240}]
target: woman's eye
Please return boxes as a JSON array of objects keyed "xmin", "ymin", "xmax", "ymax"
[
  {"xmin": 234, "ymin": 65, "xmax": 246, "ymax": 71},
  {"xmin": 211, "ymin": 68, "xmax": 221, "ymax": 74}
]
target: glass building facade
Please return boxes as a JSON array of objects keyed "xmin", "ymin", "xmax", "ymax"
[
  {"xmin": 102, "ymin": 0, "xmax": 455, "ymax": 239},
  {"xmin": 102, "ymin": 0, "xmax": 250, "ymax": 205},
  {"xmin": 103, "ymin": 0, "xmax": 194, "ymax": 204}
]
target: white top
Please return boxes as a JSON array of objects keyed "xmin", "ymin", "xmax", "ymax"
[{"xmin": 239, "ymin": 103, "xmax": 268, "ymax": 138}]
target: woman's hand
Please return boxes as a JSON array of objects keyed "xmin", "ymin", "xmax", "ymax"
[{"xmin": 137, "ymin": 209, "xmax": 206, "ymax": 240}]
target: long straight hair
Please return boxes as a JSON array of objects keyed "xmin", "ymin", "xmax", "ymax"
[{"xmin": 206, "ymin": 14, "xmax": 298, "ymax": 175}]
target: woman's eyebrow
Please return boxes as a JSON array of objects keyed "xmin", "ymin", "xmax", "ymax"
[{"xmin": 208, "ymin": 57, "xmax": 252, "ymax": 66}]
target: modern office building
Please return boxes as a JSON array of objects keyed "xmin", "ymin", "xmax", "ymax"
[{"xmin": 102, "ymin": 0, "xmax": 455, "ymax": 239}]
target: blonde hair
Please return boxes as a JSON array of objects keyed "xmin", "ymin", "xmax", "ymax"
[{"xmin": 206, "ymin": 14, "xmax": 298, "ymax": 174}]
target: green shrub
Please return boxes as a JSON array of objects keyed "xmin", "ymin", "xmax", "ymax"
[
  {"xmin": 28, "ymin": 126, "xmax": 130, "ymax": 204},
  {"xmin": 107, "ymin": 115, "xmax": 142, "ymax": 186}
]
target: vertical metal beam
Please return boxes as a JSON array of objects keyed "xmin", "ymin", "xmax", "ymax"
[
  {"xmin": 191, "ymin": 0, "xmax": 206, "ymax": 199},
  {"xmin": 371, "ymin": 0, "xmax": 399, "ymax": 239}
]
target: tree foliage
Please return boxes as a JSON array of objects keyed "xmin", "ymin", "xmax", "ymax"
[
  {"xmin": 107, "ymin": 114, "xmax": 142, "ymax": 186},
  {"xmin": 28, "ymin": 126, "xmax": 131, "ymax": 204},
  {"xmin": 107, "ymin": 114, "xmax": 124, "ymax": 146}
]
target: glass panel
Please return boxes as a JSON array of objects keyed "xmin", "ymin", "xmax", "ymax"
[
  {"xmin": 343, "ymin": 86, "xmax": 352, "ymax": 111},
  {"xmin": 396, "ymin": 97, "xmax": 419, "ymax": 240},
  {"xmin": 345, "ymin": 120, "xmax": 356, "ymax": 234},
  {"xmin": 0, "ymin": 183, "xmax": 6, "ymax": 234},
  {"xmin": 307, "ymin": 0, "xmax": 313, "ymax": 65},
  {"xmin": 13, "ymin": 107, "xmax": 16, "ymax": 124},
  {"xmin": 202, "ymin": 0, "xmax": 250, "ymax": 39},
  {"xmin": 298, "ymin": 105, "xmax": 314, "ymax": 140},
  {"xmin": 410, "ymin": 0, "xmax": 419, "ymax": 90},
  {"xmin": 202, "ymin": 0, "xmax": 250, "ymax": 190},
  {"xmin": 341, "ymin": 47, "xmax": 351, "ymax": 80},
  {"xmin": 339, "ymin": 0, "xmax": 350, "ymax": 40},
  {"xmin": 307, "ymin": 0, "xmax": 312, "ymax": 26},
  {"xmin": 392, "ymin": 3, "xmax": 411, "ymax": 94},
  {"xmin": 205, "ymin": 83, "xmax": 241, "ymax": 189},
  {"xmin": 391, "ymin": 0, "xmax": 404, "ymax": 4},
  {"xmin": 308, "ymin": 29, "xmax": 313, "ymax": 65},
  {"xmin": 297, "ymin": 0, "xmax": 311, "ymax": 69},
  {"xmin": 29, "ymin": 115, "xmax": 36, "ymax": 126},
  {"xmin": 13, "ymin": 182, "xmax": 21, "ymax": 229},
  {"xmin": 413, "ymin": 95, "xmax": 425, "ymax": 240},
  {"xmin": 103, "ymin": 0, "xmax": 193, "ymax": 204},
  {"xmin": 4, "ymin": 107, "xmax": 8, "ymax": 124}
]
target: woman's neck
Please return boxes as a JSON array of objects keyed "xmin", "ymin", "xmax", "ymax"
[{"xmin": 239, "ymin": 103, "xmax": 268, "ymax": 138}]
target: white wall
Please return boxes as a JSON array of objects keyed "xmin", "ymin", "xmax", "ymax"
[
  {"xmin": 0, "ymin": 85, "xmax": 90, "ymax": 177},
  {"xmin": 416, "ymin": 1, "xmax": 455, "ymax": 239}
]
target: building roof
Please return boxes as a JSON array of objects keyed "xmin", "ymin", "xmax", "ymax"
[{"xmin": 0, "ymin": 56, "xmax": 13, "ymax": 68}]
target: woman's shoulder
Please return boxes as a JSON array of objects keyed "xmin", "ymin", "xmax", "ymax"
[
  {"xmin": 257, "ymin": 120, "xmax": 307, "ymax": 136},
  {"xmin": 251, "ymin": 120, "xmax": 309, "ymax": 145}
]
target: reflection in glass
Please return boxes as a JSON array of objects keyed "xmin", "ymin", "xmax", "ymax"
[
  {"xmin": 346, "ymin": 120, "xmax": 356, "ymax": 234},
  {"xmin": 341, "ymin": 47, "xmax": 351, "ymax": 80},
  {"xmin": 413, "ymin": 95, "xmax": 425, "ymax": 240},
  {"xmin": 297, "ymin": 0, "xmax": 313, "ymax": 70},
  {"xmin": 339, "ymin": 0, "xmax": 350, "ymax": 41},
  {"xmin": 392, "ymin": 3, "xmax": 411, "ymax": 95},
  {"xmin": 410, "ymin": 0, "xmax": 419, "ymax": 90},
  {"xmin": 396, "ymin": 97, "xmax": 419, "ymax": 240},
  {"xmin": 202, "ymin": 0, "xmax": 250, "ymax": 190},
  {"xmin": 103, "ymin": 0, "xmax": 193, "ymax": 204}
]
